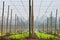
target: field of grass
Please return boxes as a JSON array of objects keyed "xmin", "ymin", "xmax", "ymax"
[
  {"xmin": 8, "ymin": 32, "xmax": 29, "ymax": 39},
  {"xmin": 35, "ymin": 30, "xmax": 54, "ymax": 39},
  {"xmin": 0, "ymin": 33, "xmax": 6, "ymax": 36},
  {"xmin": 8, "ymin": 30, "xmax": 56, "ymax": 39},
  {"xmin": 0, "ymin": 30, "xmax": 60, "ymax": 40}
]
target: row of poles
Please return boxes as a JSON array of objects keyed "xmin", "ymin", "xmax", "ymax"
[
  {"xmin": 0, "ymin": 0, "xmax": 34, "ymax": 38},
  {"xmin": 1, "ymin": 0, "xmax": 59, "ymax": 38},
  {"xmin": 1, "ymin": 0, "xmax": 59, "ymax": 37},
  {"xmin": 1, "ymin": 1, "xmax": 20, "ymax": 35},
  {"xmin": 42, "ymin": 9, "xmax": 60, "ymax": 35}
]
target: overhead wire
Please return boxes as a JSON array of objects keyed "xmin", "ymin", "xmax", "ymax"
[
  {"xmin": 9, "ymin": 0, "xmax": 22, "ymax": 15},
  {"xmin": 37, "ymin": 0, "xmax": 43, "ymax": 28},
  {"xmin": 20, "ymin": 0, "xmax": 28, "ymax": 14},
  {"xmin": 38, "ymin": 0, "xmax": 43, "ymax": 16},
  {"xmin": 9, "ymin": 0, "xmax": 28, "ymax": 16},
  {"xmin": 40, "ymin": 0, "xmax": 54, "ymax": 20}
]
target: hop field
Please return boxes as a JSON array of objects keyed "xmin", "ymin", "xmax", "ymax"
[{"xmin": 0, "ymin": 30, "xmax": 60, "ymax": 40}]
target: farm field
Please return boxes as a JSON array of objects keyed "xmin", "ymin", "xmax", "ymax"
[
  {"xmin": 0, "ymin": 0, "xmax": 60, "ymax": 40},
  {"xmin": 0, "ymin": 30, "xmax": 60, "ymax": 40}
]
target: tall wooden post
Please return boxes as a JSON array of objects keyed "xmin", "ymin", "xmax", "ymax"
[
  {"xmin": 55, "ymin": 9, "xmax": 58, "ymax": 34},
  {"xmin": 6, "ymin": 5, "xmax": 9, "ymax": 33},
  {"xmin": 47, "ymin": 17, "xmax": 48, "ymax": 33},
  {"xmin": 32, "ymin": 0, "xmax": 34, "ymax": 35},
  {"xmin": 1, "ymin": 1, "xmax": 4, "ymax": 35},
  {"xmin": 29, "ymin": 0, "xmax": 34, "ymax": 37},
  {"xmin": 50, "ymin": 11, "xmax": 52, "ymax": 34},
  {"xmin": 10, "ymin": 9, "xmax": 12, "ymax": 33},
  {"xmin": 59, "ymin": 18, "xmax": 60, "ymax": 33},
  {"xmin": 17, "ymin": 16, "xmax": 19, "ymax": 33},
  {"xmin": 43, "ymin": 22, "xmax": 44, "ymax": 33},
  {"xmin": 15, "ymin": 14, "xmax": 16, "ymax": 33},
  {"xmin": 29, "ymin": 0, "xmax": 31, "ymax": 37},
  {"xmin": 21, "ymin": 18, "xmax": 22, "ymax": 33}
]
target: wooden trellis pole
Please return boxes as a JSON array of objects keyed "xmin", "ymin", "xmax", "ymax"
[
  {"xmin": 55, "ymin": 9, "xmax": 58, "ymax": 34},
  {"xmin": 32, "ymin": 0, "xmax": 34, "ymax": 35},
  {"xmin": 50, "ymin": 11, "xmax": 52, "ymax": 34},
  {"xmin": 1, "ymin": 1, "xmax": 4, "ymax": 35},
  {"xmin": 29, "ymin": 0, "xmax": 31, "ymax": 37},
  {"xmin": 15, "ymin": 14, "xmax": 17, "ymax": 33},
  {"xmin": 43, "ymin": 22, "xmax": 44, "ymax": 33},
  {"xmin": 17, "ymin": 16, "xmax": 20, "ymax": 33},
  {"xmin": 21, "ymin": 18, "xmax": 22, "ymax": 33},
  {"xmin": 29, "ymin": 0, "xmax": 34, "ymax": 37},
  {"xmin": 6, "ymin": 5, "xmax": 9, "ymax": 33},
  {"xmin": 10, "ymin": 9, "xmax": 12, "ymax": 33},
  {"xmin": 17, "ymin": 16, "xmax": 19, "ymax": 33},
  {"xmin": 59, "ymin": 18, "xmax": 60, "ymax": 33},
  {"xmin": 47, "ymin": 17, "xmax": 48, "ymax": 33}
]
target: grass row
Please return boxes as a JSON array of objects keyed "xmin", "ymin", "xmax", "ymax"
[
  {"xmin": 0, "ymin": 33, "xmax": 5, "ymax": 36},
  {"xmin": 0, "ymin": 30, "xmax": 60, "ymax": 39},
  {"xmin": 35, "ymin": 30, "xmax": 54, "ymax": 39},
  {"xmin": 8, "ymin": 32, "xmax": 29, "ymax": 39}
]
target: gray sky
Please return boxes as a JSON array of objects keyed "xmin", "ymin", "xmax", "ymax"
[{"xmin": 0, "ymin": 0, "xmax": 60, "ymax": 20}]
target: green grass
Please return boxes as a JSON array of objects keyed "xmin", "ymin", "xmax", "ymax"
[
  {"xmin": 8, "ymin": 32, "xmax": 29, "ymax": 39},
  {"xmin": 11, "ymin": 32, "xmax": 16, "ymax": 34},
  {"xmin": 35, "ymin": 30, "xmax": 54, "ymax": 39},
  {"xmin": 0, "ymin": 32, "xmax": 17, "ymax": 36},
  {"xmin": 0, "ymin": 33, "xmax": 5, "ymax": 36},
  {"xmin": 0, "ymin": 30, "xmax": 60, "ymax": 39}
]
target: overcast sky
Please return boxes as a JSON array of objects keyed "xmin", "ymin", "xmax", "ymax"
[{"xmin": 0, "ymin": 0, "xmax": 60, "ymax": 20}]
